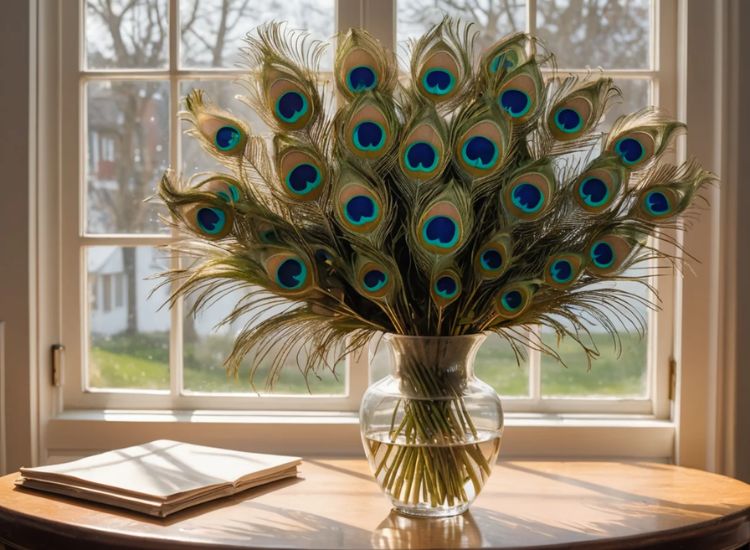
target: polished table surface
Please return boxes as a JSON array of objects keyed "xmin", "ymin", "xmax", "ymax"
[{"xmin": 0, "ymin": 459, "xmax": 749, "ymax": 549}]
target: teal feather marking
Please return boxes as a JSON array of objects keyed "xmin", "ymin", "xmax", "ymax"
[
  {"xmin": 353, "ymin": 121, "xmax": 386, "ymax": 152},
  {"xmin": 196, "ymin": 207, "xmax": 227, "ymax": 235},
  {"xmin": 404, "ymin": 142, "xmax": 439, "ymax": 172},
  {"xmin": 345, "ymin": 195, "xmax": 380, "ymax": 226},
  {"xmin": 285, "ymin": 163, "xmax": 322, "ymax": 197},
  {"xmin": 554, "ymin": 108, "xmax": 583, "ymax": 134},
  {"xmin": 422, "ymin": 68, "xmax": 456, "ymax": 96},
  {"xmin": 460, "ymin": 136, "xmax": 498, "ymax": 169},
  {"xmin": 274, "ymin": 91, "xmax": 309, "ymax": 124},
  {"xmin": 275, "ymin": 257, "xmax": 308, "ymax": 290},
  {"xmin": 421, "ymin": 215, "xmax": 459, "ymax": 249},
  {"xmin": 347, "ymin": 65, "xmax": 378, "ymax": 93},
  {"xmin": 590, "ymin": 240, "xmax": 615, "ymax": 269}
]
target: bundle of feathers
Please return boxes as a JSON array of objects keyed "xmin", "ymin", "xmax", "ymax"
[{"xmin": 158, "ymin": 19, "xmax": 711, "ymax": 388}]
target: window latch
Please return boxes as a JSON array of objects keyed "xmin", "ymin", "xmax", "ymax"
[{"xmin": 51, "ymin": 344, "xmax": 65, "ymax": 387}]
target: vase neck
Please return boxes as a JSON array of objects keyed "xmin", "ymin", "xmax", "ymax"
[{"xmin": 385, "ymin": 334, "xmax": 486, "ymax": 397}]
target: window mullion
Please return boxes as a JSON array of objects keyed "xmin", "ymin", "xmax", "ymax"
[
  {"xmin": 527, "ymin": 0, "xmax": 537, "ymax": 34},
  {"xmin": 168, "ymin": 0, "xmax": 182, "ymax": 402}
]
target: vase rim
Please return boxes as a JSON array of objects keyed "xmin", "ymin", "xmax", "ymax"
[{"xmin": 383, "ymin": 333, "xmax": 487, "ymax": 342}]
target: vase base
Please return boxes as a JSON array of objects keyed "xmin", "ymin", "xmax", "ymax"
[{"xmin": 393, "ymin": 502, "xmax": 470, "ymax": 518}]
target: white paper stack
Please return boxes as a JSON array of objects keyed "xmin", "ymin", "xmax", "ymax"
[{"xmin": 15, "ymin": 440, "xmax": 301, "ymax": 517}]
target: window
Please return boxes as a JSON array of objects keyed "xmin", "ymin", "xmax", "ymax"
[{"xmin": 54, "ymin": 0, "xmax": 678, "ymax": 452}]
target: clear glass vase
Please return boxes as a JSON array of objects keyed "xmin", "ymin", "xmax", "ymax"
[{"xmin": 360, "ymin": 334, "xmax": 504, "ymax": 518}]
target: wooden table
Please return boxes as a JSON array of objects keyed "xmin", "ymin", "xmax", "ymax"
[{"xmin": 0, "ymin": 460, "xmax": 749, "ymax": 549}]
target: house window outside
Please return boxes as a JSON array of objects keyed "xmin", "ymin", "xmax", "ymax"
[{"xmin": 66, "ymin": 0, "xmax": 672, "ymax": 416}]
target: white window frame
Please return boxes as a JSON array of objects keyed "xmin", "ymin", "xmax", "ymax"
[{"xmin": 24, "ymin": 0, "xmax": 714, "ymax": 465}]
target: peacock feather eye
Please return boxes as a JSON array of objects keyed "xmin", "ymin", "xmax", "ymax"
[
  {"xmin": 405, "ymin": 142, "xmax": 438, "ymax": 171},
  {"xmin": 196, "ymin": 113, "xmax": 247, "ymax": 156},
  {"xmin": 543, "ymin": 253, "xmax": 584, "ymax": 288},
  {"xmin": 636, "ymin": 186, "xmax": 679, "ymax": 220},
  {"xmin": 335, "ymin": 34, "xmax": 392, "ymax": 100},
  {"xmin": 607, "ymin": 130, "xmax": 656, "ymax": 169},
  {"xmin": 214, "ymin": 125, "xmax": 242, "ymax": 151},
  {"xmin": 417, "ymin": 50, "xmax": 462, "ymax": 102},
  {"xmin": 335, "ymin": 182, "xmax": 383, "ymax": 234},
  {"xmin": 573, "ymin": 161, "xmax": 627, "ymax": 213},
  {"xmin": 267, "ymin": 75, "xmax": 314, "ymax": 130},
  {"xmin": 275, "ymin": 91, "xmax": 309, "ymax": 124},
  {"xmin": 494, "ymin": 282, "xmax": 536, "ymax": 320},
  {"xmin": 197, "ymin": 207, "xmax": 227, "ymax": 235},
  {"xmin": 276, "ymin": 147, "xmax": 327, "ymax": 202},
  {"xmin": 353, "ymin": 121, "xmax": 386, "ymax": 151},
  {"xmin": 590, "ymin": 240, "xmax": 615, "ymax": 269},
  {"xmin": 355, "ymin": 260, "xmax": 393, "ymax": 299},
  {"xmin": 182, "ymin": 203, "xmax": 233, "ymax": 240},
  {"xmin": 578, "ymin": 177, "xmax": 609, "ymax": 208},
  {"xmin": 417, "ymin": 201, "xmax": 465, "ymax": 255},
  {"xmin": 502, "ymin": 168, "xmax": 555, "ymax": 221},
  {"xmin": 455, "ymin": 120, "xmax": 508, "ymax": 177},
  {"xmin": 499, "ymin": 89, "xmax": 531, "ymax": 118},
  {"xmin": 553, "ymin": 107, "xmax": 582, "ymax": 133},
  {"xmin": 497, "ymin": 64, "xmax": 543, "ymax": 123},
  {"xmin": 344, "ymin": 103, "xmax": 393, "ymax": 159},
  {"xmin": 421, "ymin": 68, "xmax": 456, "ymax": 96},
  {"xmin": 615, "ymin": 137, "xmax": 645, "ymax": 165},
  {"xmin": 263, "ymin": 251, "xmax": 314, "ymax": 295},
  {"xmin": 586, "ymin": 234, "xmax": 638, "ymax": 276},
  {"xmin": 399, "ymin": 121, "xmax": 445, "ymax": 180},
  {"xmin": 430, "ymin": 269, "xmax": 462, "ymax": 308},
  {"xmin": 475, "ymin": 233, "xmax": 511, "ymax": 280},
  {"xmin": 347, "ymin": 65, "xmax": 378, "ymax": 93}
]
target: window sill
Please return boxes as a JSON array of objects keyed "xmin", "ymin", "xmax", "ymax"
[{"xmin": 45, "ymin": 410, "xmax": 674, "ymax": 463}]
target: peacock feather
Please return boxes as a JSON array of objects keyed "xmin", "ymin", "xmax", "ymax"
[{"xmin": 157, "ymin": 18, "xmax": 713, "ymax": 387}]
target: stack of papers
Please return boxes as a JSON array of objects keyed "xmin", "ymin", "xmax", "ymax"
[{"xmin": 15, "ymin": 440, "xmax": 301, "ymax": 517}]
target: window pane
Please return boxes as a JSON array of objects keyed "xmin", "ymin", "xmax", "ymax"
[
  {"xmin": 475, "ymin": 333, "xmax": 530, "ymax": 397},
  {"xmin": 179, "ymin": 79, "xmax": 271, "ymax": 174},
  {"xmin": 603, "ymin": 79, "xmax": 651, "ymax": 131},
  {"xmin": 85, "ymin": 0, "xmax": 169, "ymax": 70},
  {"xmin": 180, "ymin": 0, "xmax": 336, "ymax": 70},
  {"xmin": 540, "ymin": 272, "xmax": 650, "ymax": 397},
  {"xmin": 182, "ymin": 291, "xmax": 346, "ymax": 394},
  {"xmin": 537, "ymin": 0, "xmax": 651, "ymax": 69},
  {"xmin": 87, "ymin": 246, "xmax": 171, "ymax": 390},
  {"xmin": 86, "ymin": 80, "xmax": 169, "ymax": 234},
  {"xmin": 398, "ymin": 0, "xmax": 527, "ymax": 51}
]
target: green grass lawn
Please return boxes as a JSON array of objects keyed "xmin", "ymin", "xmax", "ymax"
[{"xmin": 89, "ymin": 330, "xmax": 647, "ymax": 397}]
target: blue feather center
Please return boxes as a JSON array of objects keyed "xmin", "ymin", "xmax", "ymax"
[
  {"xmin": 435, "ymin": 276, "xmax": 458, "ymax": 298},
  {"xmin": 353, "ymin": 121, "xmax": 386, "ymax": 151},
  {"xmin": 461, "ymin": 136, "xmax": 498, "ymax": 169},
  {"xmin": 276, "ymin": 258, "xmax": 307, "ymax": 289},
  {"xmin": 422, "ymin": 69, "xmax": 456, "ymax": 96},
  {"xmin": 591, "ymin": 241, "xmax": 615, "ymax": 268},
  {"xmin": 500, "ymin": 89, "xmax": 531, "ymax": 118},
  {"xmin": 579, "ymin": 177, "xmax": 610, "ymax": 207},
  {"xmin": 196, "ymin": 207, "xmax": 226, "ymax": 235},
  {"xmin": 645, "ymin": 190, "xmax": 671, "ymax": 216},
  {"xmin": 480, "ymin": 249, "xmax": 503, "ymax": 271},
  {"xmin": 363, "ymin": 269, "xmax": 387, "ymax": 292},
  {"xmin": 286, "ymin": 163, "xmax": 321, "ymax": 196},
  {"xmin": 554, "ymin": 108, "xmax": 583, "ymax": 133},
  {"xmin": 214, "ymin": 126, "xmax": 241, "ymax": 151},
  {"xmin": 275, "ymin": 91, "xmax": 308, "ymax": 123},
  {"xmin": 550, "ymin": 259, "xmax": 574, "ymax": 283},
  {"xmin": 344, "ymin": 195, "xmax": 379, "ymax": 226},
  {"xmin": 512, "ymin": 183, "xmax": 544, "ymax": 213},
  {"xmin": 347, "ymin": 66, "xmax": 377, "ymax": 92},
  {"xmin": 423, "ymin": 215, "xmax": 459, "ymax": 248},
  {"xmin": 404, "ymin": 142, "xmax": 439, "ymax": 172},
  {"xmin": 501, "ymin": 290, "xmax": 523, "ymax": 311},
  {"xmin": 615, "ymin": 137, "xmax": 645, "ymax": 165}
]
